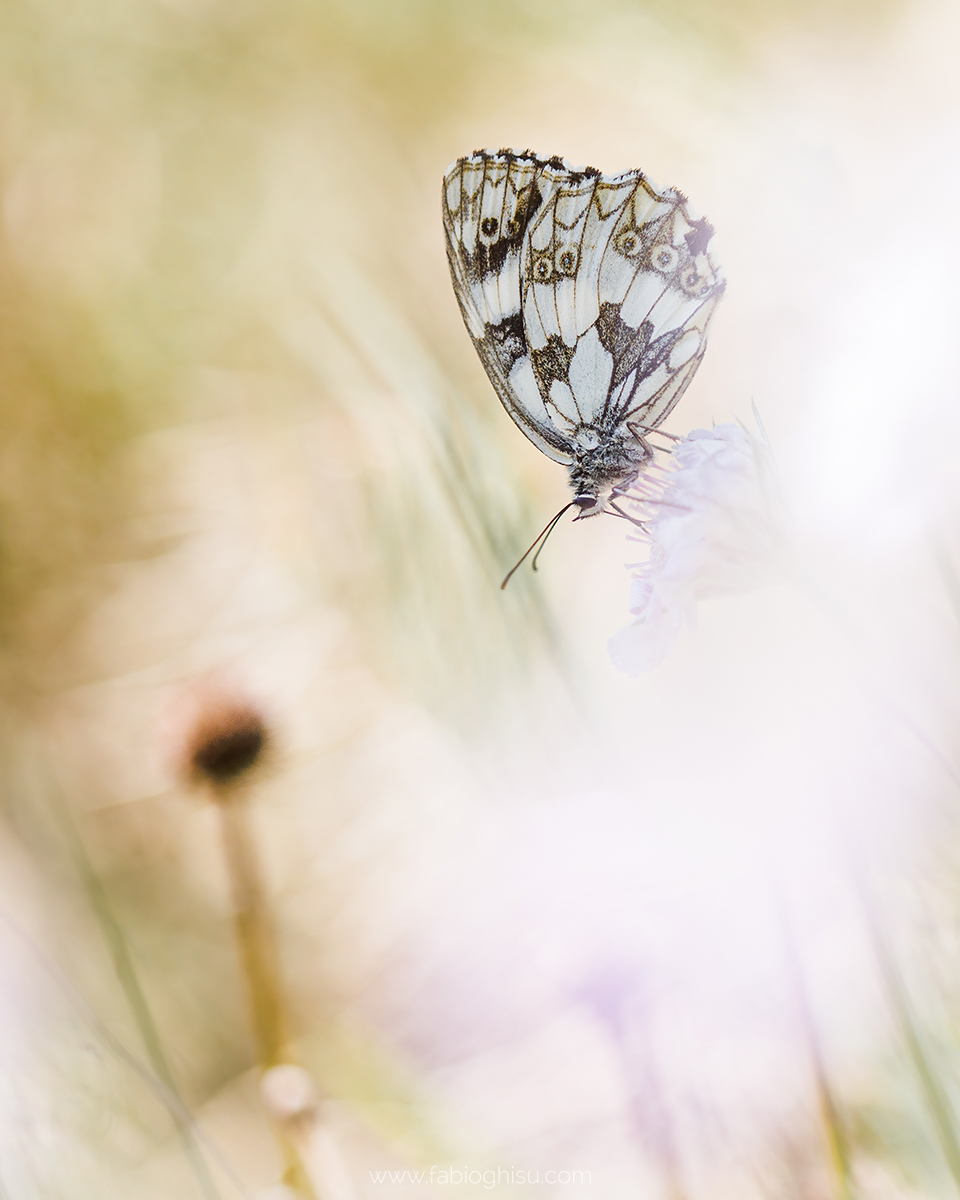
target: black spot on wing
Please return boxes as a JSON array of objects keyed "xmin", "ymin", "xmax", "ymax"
[
  {"xmin": 596, "ymin": 302, "xmax": 650, "ymax": 388},
  {"xmin": 531, "ymin": 335, "xmax": 575, "ymax": 388},
  {"xmin": 596, "ymin": 301, "xmax": 683, "ymax": 389},
  {"xmin": 636, "ymin": 325, "xmax": 684, "ymax": 378},
  {"xmin": 483, "ymin": 312, "xmax": 527, "ymax": 374},
  {"xmin": 684, "ymin": 218, "xmax": 714, "ymax": 258},
  {"xmin": 468, "ymin": 181, "xmax": 544, "ymax": 281},
  {"xmin": 596, "ymin": 301, "xmax": 634, "ymax": 361}
]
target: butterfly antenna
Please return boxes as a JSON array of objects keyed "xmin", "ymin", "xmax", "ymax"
[{"xmin": 500, "ymin": 502, "xmax": 575, "ymax": 590}]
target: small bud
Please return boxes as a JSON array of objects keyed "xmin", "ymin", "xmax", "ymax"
[{"xmin": 260, "ymin": 1064, "xmax": 316, "ymax": 1121}]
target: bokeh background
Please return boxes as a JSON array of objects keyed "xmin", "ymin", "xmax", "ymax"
[{"xmin": 1, "ymin": 0, "xmax": 959, "ymax": 1196}]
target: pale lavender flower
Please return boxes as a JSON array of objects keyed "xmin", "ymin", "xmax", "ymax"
[{"xmin": 609, "ymin": 422, "xmax": 786, "ymax": 676}]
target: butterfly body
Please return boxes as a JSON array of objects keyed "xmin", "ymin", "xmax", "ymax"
[{"xmin": 443, "ymin": 149, "xmax": 724, "ymax": 516}]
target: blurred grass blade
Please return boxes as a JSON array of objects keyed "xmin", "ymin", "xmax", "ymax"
[
  {"xmin": 44, "ymin": 775, "xmax": 223, "ymax": 1200},
  {"xmin": 778, "ymin": 890, "xmax": 856, "ymax": 1199},
  {"xmin": 858, "ymin": 871, "xmax": 960, "ymax": 1193}
]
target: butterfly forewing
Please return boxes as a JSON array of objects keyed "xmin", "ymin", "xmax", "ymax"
[
  {"xmin": 443, "ymin": 152, "xmax": 571, "ymax": 464},
  {"xmin": 442, "ymin": 149, "xmax": 724, "ymax": 506}
]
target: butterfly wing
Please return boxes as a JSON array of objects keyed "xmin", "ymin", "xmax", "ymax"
[
  {"xmin": 522, "ymin": 165, "xmax": 725, "ymax": 440},
  {"xmin": 443, "ymin": 150, "xmax": 724, "ymax": 477},
  {"xmin": 443, "ymin": 152, "xmax": 572, "ymax": 464}
]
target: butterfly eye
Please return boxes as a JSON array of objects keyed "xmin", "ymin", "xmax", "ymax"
[
  {"xmin": 556, "ymin": 247, "xmax": 579, "ymax": 276},
  {"xmin": 532, "ymin": 254, "xmax": 554, "ymax": 283},
  {"xmin": 651, "ymin": 244, "xmax": 679, "ymax": 272},
  {"xmin": 614, "ymin": 228, "xmax": 642, "ymax": 257},
  {"xmin": 481, "ymin": 216, "xmax": 499, "ymax": 237},
  {"xmin": 574, "ymin": 494, "xmax": 598, "ymax": 510}
]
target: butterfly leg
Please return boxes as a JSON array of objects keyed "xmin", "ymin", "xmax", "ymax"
[
  {"xmin": 607, "ymin": 480, "xmax": 642, "ymax": 522},
  {"xmin": 606, "ymin": 500, "xmax": 648, "ymax": 528},
  {"xmin": 625, "ymin": 423, "xmax": 656, "ymax": 459},
  {"xmin": 626, "ymin": 421, "xmax": 678, "ymax": 454}
]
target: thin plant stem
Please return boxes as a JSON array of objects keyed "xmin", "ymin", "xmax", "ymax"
[
  {"xmin": 777, "ymin": 891, "xmax": 856, "ymax": 1200},
  {"xmin": 215, "ymin": 788, "xmax": 320, "ymax": 1199},
  {"xmin": 218, "ymin": 795, "xmax": 287, "ymax": 1067}
]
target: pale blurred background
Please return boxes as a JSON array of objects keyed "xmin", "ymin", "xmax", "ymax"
[{"xmin": 0, "ymin": 0, "xmax": 959, "ymax": 1196}]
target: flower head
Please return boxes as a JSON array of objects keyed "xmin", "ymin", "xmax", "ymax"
[
  {"xmin": 609, "ymin": 422, "xmax": 787, "ymax": 676},
  {"xmin": 166, "ymin": 684, "xmax": 271, "ymax": 795}
]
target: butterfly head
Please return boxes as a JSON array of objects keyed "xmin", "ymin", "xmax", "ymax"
[
  {"xmin": 570, "ymin": 480, "xmax": 633, "ymax": 519},
  {"xmin": 569, "ymin": 428, "xmax": 645, "ymax": 518},
  {"xmin": 573, "ymin": 493, "xmax": 601, "ymax": 520}
]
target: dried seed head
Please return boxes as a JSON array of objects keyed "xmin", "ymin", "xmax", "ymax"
[
  {"xmin": 192, "ymin": 710, "xmax": 266, "ymax": 782},
  {"xmin": 176, "ymin": 692, "xmax": 271, "ymax": 793}
]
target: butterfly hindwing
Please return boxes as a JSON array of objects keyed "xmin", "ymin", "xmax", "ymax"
[{"xmin": 524, "ymin": 168, "xmax": 723, "ymax": 436}]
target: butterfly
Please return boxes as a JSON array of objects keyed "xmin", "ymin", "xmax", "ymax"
[{"xmin": 442, "ymin": 149, "xmax": 724, "ymax": 582}]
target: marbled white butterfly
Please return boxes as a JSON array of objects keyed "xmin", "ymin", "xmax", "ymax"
[{"xmin": 442, "ymin": 149, "xmax": 724, "ymax": 582}]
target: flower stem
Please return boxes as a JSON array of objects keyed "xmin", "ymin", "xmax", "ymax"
[
  {"xmin": 778, "ymin": 895, "xmax": 856, "ymax": 1200},
  {"xmin": 216, "ymin": 791, "xmax": 320, "ymax": 1198}
]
